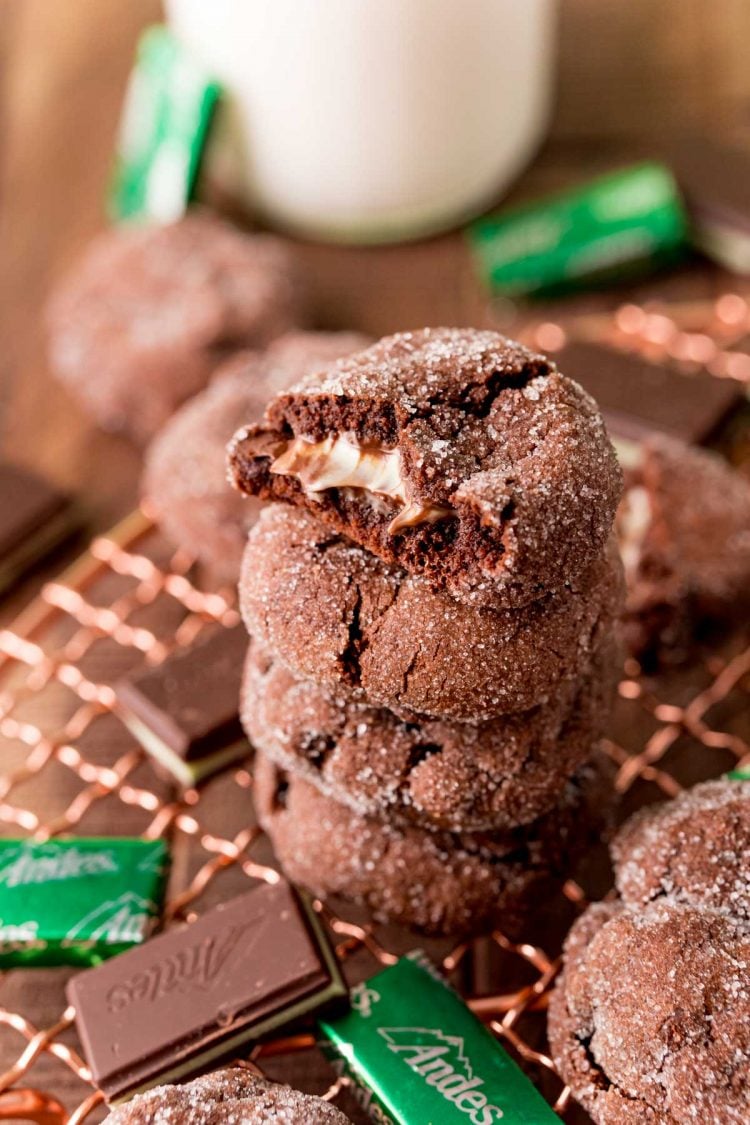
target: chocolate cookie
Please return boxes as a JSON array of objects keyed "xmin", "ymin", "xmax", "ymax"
[
  {"xmin": 612, "ymin": 778, "xmax": 750, "ymax": 919},
  {"xmin": 549, "ymin": 903, "xmax": 750, "ymax": 1125},
  {"xmin": 239, "ymin": 505, "xmax": 624, "ymax": 722},
  {"xmin": 229, "ymin": 327, "xmax": 622, "ymax": 609},
  {"xmin": 254, "ymin": 752, "xmax": 614, "ymax": 937},
  {"xmin": 549, "ymin": 779, "xmax": 750, "ymax": 1124},
  {"xmin": 47, "ymin": 212, "xmax": 303, "ymax": 442},
  {"xmin": 143, "ymin": 331, "xmax": 370, "ymax": 581},
  {"xmin": 242, "ymin": 633, "xmax": 620, "ymax": 832},
  {"xmin": 103, "ymin": 1068, "xmax": 351, "ymax": 1123},
  {"xmin": 618, "ymin": 436, "xmax": 750, "ymax": 662}
]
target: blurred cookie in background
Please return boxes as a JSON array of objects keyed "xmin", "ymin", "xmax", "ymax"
[
  {"xmin": 617, "ymin": 436, "xmax": 750, "ymax": 664},
  {"xmin": 46, "ymin": 211, "xmax": 304, "ymax": 442},
  {"xmin": 143, "ymin": 330, "xmax": 370, "ymax": 583}
]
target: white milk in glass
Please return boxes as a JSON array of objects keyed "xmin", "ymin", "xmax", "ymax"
[{"xmin": 166, "ymin": 0, "xmax": 556, "ymax": 242}]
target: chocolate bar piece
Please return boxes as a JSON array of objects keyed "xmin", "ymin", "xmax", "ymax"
[
  {"xmin": 668, "ymin": 134, "xmax": 750, "ymax": 274},
  {"xmin": 555, "ymin": 342, "xmax": 741, "ymax": 459},
  {"xmin": 68, "ymin": 880, "xmax": 348, "ymax": 1103},
  {"xmin": 320, "ymin": 951, "xmax": 558, "ymax": 1124},
  {"xmin": 469, "ymin": 162, "xmax": 688, "ymax": 297},
  {"xmin": 0, "ymin": 838, "xmax": 168, "ymax": 968},
  {"xmin": 0, "ymin": 462, "xmax": 77, "ymax": 593},
  {"xmin": 116, "ymin": 624, "xmax": 248, "ymax": 786},
  {"xmin": 110, "ymin": 26, "xmax": 220, "ymax": 222}
]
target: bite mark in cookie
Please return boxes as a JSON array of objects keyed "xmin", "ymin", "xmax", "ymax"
[
  {"xmin": 143, "ymin": 331, "xmax": 370, "ymax": 580},
  {"xmin": 267, "ymin": 432, "xmax": 454, "ymax": 532},
  {"xmin": 229, "ymin": 327, "xmax": 622, "ymax": 609}
]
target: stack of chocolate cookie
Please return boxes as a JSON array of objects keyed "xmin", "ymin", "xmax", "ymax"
[{"xmin": 229, "ymin": 328, "xmax": 625, "ymax": 936}]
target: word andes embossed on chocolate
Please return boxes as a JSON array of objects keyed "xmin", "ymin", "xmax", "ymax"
[
  {"xmin": 116, "ymin": 624, "xmax": 249, "ymax": 787},
  {"xmin": 0, "ymin": 838, "xmax": 168, "ymax": 968},
  {"xmin": 554, "ymin": 341, "xmax": 742, "ymax": 459},
  {"xmin": 67, "ymin": 880, "xmax": 348, "ymax": 1104},
  {"xmin": 319, "ymin": 952, "xmax": 559, "ymax": 1124}
]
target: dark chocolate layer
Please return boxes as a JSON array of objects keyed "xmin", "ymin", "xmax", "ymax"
[{"xmin": 68, "ymin": 881, "xmax": 347, "ymax": 1102}]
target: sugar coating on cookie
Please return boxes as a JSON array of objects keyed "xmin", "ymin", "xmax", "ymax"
[
  {"xmin": 549, "ymin": 780, "xmax": 750, "ymax": 1124},
  {"xmin": 613, "ymin": 778, "xmax": 750, "ymax": 918},
  {"xmin": 229, "ymin": 327, "xmax": 622, "ymax": 609},
  {"xmin": 618, "ymin": 435, "xmax": 750, "ymax": 662},
  {"xmin": 47, "ymin": 212, "xmax": 303, "ymax": 442},
  {"xmin": 102, "ymin": 1068, "xmax": 351, "ymax": 1123},
  {"xmin": 240, "ymin": 504, "xmax": 624, "ymax": 722},
  {"xmin": 254, "ymin": 752, "xmax": 614, "ymax": 937},
  {"xmin": 143, "ymin": 331, "xmax": 370, "ymax": 580},
  {"xmin": 242, "ymin": 633, "xmax": 619, "ymax": 831}
]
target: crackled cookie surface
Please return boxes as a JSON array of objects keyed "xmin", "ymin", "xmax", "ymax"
[
  {"xmin": 242, "ymin": 634, "xmax": 619, "ymax": 831},
  {"xmin": 618, "ymin": 436, "xmax": 750, "ymax": 662},
  {"xmin": 47, "ymin": 212, "xmax": 303, "ymax": 441},
  {"xmin": 549, "ymin": 779, "xmax": 750, "ymax": 1124},
  {"xmin": 254, "ymin": 752, "xmax": 613, "ymax": 937},
  {"xmin": 239, "ymin": 504, "xmax": 624, "ymax": 722},
  {"xmin": 229, "ymin": 327, "xmax": 622, "ymax": 609},
  {"xmin": 143, "ymin": 331, "xmax": 369, "ymax": 580},
  {"xmin": 103, "ymin": 1069, "xmax": 351, "ymax": 1123}
]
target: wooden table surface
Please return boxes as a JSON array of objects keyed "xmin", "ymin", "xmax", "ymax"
[
  {"xmin": 1, "ymin": 2, "xmax": 748, "ymax": 1118},
  {"xmin": 1, "ymin": 0, "xmax": 741, "ymax": 569}
]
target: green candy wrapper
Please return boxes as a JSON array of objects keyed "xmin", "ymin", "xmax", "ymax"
[
  {"xmin": 470, "ymin": 162, "xmax": 688, "ymax": 297},
  {"xmin": 110, "ymin": 25, "xmax": 220, "ymax": 223},
  {"xmin": 0, "ymin": 837, "xmax": 169, "ymax": 968},
  {"xmin": 319, "ymin": 952, "xmax": 558, "ymax": 1125}
]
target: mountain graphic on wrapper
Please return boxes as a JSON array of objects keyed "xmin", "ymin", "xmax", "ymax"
[{"xmin": 378, "ymin": 1026, "xmax": 504, "ymax": 1123}]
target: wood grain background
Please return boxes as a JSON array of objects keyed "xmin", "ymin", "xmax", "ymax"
[
  {"xmin": 555, "ymin": 0, "xmax": 750, "ymax": 140},
  {"xmin": 0, "ymin": 0, "xmax": 748, "ymax": 539}
]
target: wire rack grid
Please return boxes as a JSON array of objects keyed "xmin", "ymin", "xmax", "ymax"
[{"xmin": 0, "ymin": 295, "xmax": 749, "ymax": 1124}]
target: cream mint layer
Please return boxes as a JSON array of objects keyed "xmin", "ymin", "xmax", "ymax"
[
  {"xmin": 269, "ymin": 432, "xmax": 454, "ymax": 533},
  {"xmin": 617, "ymin": 484, "xmax": 652, "ymax": 580}
]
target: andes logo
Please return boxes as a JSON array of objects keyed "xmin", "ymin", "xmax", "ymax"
[
  {"xmin": 379, "ymin": 1027, "xmax": 503, "ymax": 1124},
  {"xmin": 65, "ymin": 893, "xmax": 156, "ymax": 946},
  {"xmin": 105, "ymin": 923, "xmax": 247, "ymax": 1012},
  {"xmin": 0, "ymin": 847, "xmax": 118, "ymax": 888},
  {"xmin": 350, "ymin": 982, "xmax": 380, "ymax": 1018},
  {"xmin": 0, "ymin": 918, "xmax": 39, "ymax": 945}
]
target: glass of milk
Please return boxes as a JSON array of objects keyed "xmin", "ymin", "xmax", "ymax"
[{"xmin": 166, "ymin": 0, "xmax": 557, "ymax": 243}]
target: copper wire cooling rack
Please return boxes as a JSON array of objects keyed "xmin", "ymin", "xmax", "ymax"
[{"xmin": 1, "ymin": 296, "xmax": 750, "ymax": 1124}]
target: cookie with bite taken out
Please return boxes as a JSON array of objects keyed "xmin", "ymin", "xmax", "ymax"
[{"xmin": 229, "ymin": 328, "xmax": 622, "ymax": 610}]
